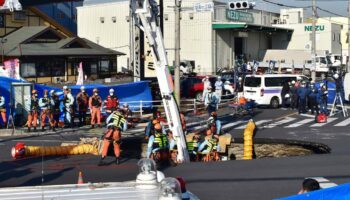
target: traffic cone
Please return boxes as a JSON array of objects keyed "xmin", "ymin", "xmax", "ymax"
[{"xmin": 77, "ymin": 171, "xmax": 84, "ymax": 184}]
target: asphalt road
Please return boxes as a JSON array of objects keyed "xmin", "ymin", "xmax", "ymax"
[{"xmin": 1, "ymin": 107, "xmax": 350, "ymax": 200}]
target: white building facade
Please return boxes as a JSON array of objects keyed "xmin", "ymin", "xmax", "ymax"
[{"xmin": 77, "ymin": 1, "xmax": 292, "ymax": 77}]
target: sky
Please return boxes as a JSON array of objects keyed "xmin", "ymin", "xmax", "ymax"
[{"xmin": 84, "ymin": 0, "xmax": 348, "ymax": 17}]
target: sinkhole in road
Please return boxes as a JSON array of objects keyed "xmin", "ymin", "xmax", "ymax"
[{"xmin": 227, "ymin": 138, "xmax": 331, "ymax": 161}]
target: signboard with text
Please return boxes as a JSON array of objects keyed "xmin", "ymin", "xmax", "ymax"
[
  {"xmin": 304, "ymin": 25, "xmax": 325, "ymax": 32},
  {"xmin": 194, "ymin": 2, "xmax": 214, "ymax": 12},
  {"xmin": 226, "ymin": 9, "xmax": 254, "ymax": 23}
]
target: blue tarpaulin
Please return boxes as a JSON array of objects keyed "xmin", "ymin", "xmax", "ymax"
[
  {"xmin": 0, "ymin": 77, "xmax": 152, "ymax": 125},
  {"xmin": 276, "ymin": 183, "xmax": 350, "ymax": 200}
]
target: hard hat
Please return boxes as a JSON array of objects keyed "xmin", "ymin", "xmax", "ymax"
[
  {"xmin": 50, "ymin": 90, "xmax": 55, "ymax": 95},
  {"xmin": 210, "ymin": 111, "xmax": 217, "ymax": 117},
  {"xmin": 123, "ymin": 102, "xmax": 129, "ymax": 107},
  {"xmin": 217, "ymin": 76, "xmax": 221, "ymax": 80},
  {"xmin": 154, "ymin": 123, "xmax": 162, "ymax": 131},
  {"xmin": 80, "ymin": 86, "xmax": 85, "ymax": 90},
  {"xmin": 93, "ymin": 88, "xmax": 98, "ymax": 93},
  {"xmin": 285, "ymin": 94, "xmax": 290, "ymax": 98},
  {"xmin": 109, "ymin": 88, "xmax": 114, "ymax": 93},
  {"xmin": 320, "ymin": 83, "xmax": 324, "ymax": 87},
  {"xmin": 333, "ymin": 73, "xmax": 339, "ymax": 79},
  {"xmin": 291, "ymin": 80, "xmax": 296, "ymax": 84},
  {"xmin": 238, "ymin": 77, "xmax": 242, "ymax": 81},
  {"xmin": 32, "ymin": 90, "xmax": 37, "ymax": 94},
  {"xmin": 225, "ymin": 81, "xmax": 230, "ymax": 84},
  {"xmin": 297, "ymin": 76, "xmax": 302, "ymax": 80},
  {"xmin": 63, "ymin": 86, "xmax": 68, "ymax": 90},
  {"xmin": 152, "ymin": 119, "xmax": 159, "ymax": 125},
  {"xmin": 205, "ymin": 76, "xmax": 209, "ymax": 79}
]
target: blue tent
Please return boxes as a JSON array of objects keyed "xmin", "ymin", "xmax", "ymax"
[
  {"xmin": 0, "ymin": 77, "xmax": 153, "ymax": 125},
  {"xmin": 276, "ymin": 183, "xmax": 350, "ymax": 200}
]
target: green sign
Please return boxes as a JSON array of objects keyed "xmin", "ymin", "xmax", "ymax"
[
  {"xmin": 304, "ymin": 25, "xmax": 325, "ymax": 32},
  {"xmin": 226, "ymin": 9, "xmax": 254, "ymax": 23}
]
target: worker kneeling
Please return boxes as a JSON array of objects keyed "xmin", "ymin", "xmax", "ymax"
[
  {"xmin": 99, "ymin": 110, "xmax": 128, "ymax": 166},
  {"xmin": 146, "ymin": 123, "xmax": 169, "ymax": 163},
  {"xmin": 198, "ymin": 129, "xmax": 220, "ymax": 162}
]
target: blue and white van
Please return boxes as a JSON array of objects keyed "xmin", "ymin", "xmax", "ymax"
[{"xmin": 243, "ymin": 74, "xmax": 309, "ymax": 108}]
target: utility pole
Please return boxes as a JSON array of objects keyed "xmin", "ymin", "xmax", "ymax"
[
  {"xmin": 348, "ymin": 0, "xmax": 350, "ymax": 72},
  {"xmin": 174, "ymin": 0, "xmax": 181, "ymax": 106},
  {"xmin": 311, "ymin": 0, "xmax": 317, "ymax": 81}
]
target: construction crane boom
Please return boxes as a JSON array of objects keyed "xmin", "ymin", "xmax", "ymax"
[{"xmin": 133, "ymin": 0, "xmax": 189, "ymax": 163}]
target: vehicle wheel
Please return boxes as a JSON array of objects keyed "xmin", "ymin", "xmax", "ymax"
[
  {"xmin": 195, "ymin": 92, "xmax": 203, "ymax": 101},
  {"xmin": 270, "ymin": 97, "xmax": 279, "ymax": 109}
]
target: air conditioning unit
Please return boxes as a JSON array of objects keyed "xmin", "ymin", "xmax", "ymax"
[{"xmin": 228, "ymin": 1, "xmax": 255, "ymax": 10}]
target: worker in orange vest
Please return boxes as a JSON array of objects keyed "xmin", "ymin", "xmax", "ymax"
[
  {"xmin": 99, "ymin": 110, "xmax": 128, "ymax": 165},
  {"xmin": 104, "ymin": 88, "xmax": 119, "ymax": 115},
  {"xmin": 39, "ymin": 90, "xmax": 50, "ymax": 131},
  {"xmin": 89, "ymin": 88, "xmax": 102, "ymax": 128},
  {"xmin": 27, "ymin": 90, "xmax": 39, "ymax": 132}
]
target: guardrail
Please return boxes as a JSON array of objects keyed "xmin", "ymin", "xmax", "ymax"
[{"xmin": 119, "ymin": 93, "xmax": 236, "ymax": 118}]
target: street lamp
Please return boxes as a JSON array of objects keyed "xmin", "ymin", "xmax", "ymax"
[{"xmin": 1, "ymin": 38, "xmax": 7, "ymax": 65}]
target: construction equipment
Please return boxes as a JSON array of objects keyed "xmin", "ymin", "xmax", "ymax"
[{"xmin": 132, "ymin": 0, "xmax": 189, "ymax": 162}]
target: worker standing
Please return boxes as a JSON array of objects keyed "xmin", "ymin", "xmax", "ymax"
[
  {"xmin": 0, "ymin": 91, "xmax": 7, "ymax": 128},
  {"xmin": 27, "ymin": 90, "xmax": 39, "ymax": 132},
  {"xmin": 49, "ymin": 90, "xmax": 60, "ymax": 131},
  {"xmin": 204, "ymin": 86, "xmax": 219, "ymax": 116},
  {"xmin": 76, "ymin": 86, "xmax": 89, "ymax": 126},
  {"xmin": 202, "ymin": 76, "xmax": 211, "ymax": 101},
  {"xmin": 39, "ymin": 90, "xmax": 50, "ymax": 131},
  {"xmin": 62, "ymin": 86, "xmax": 74, "ymax": 128},
  {"xmin": 297, "ymin": 82, "xmax": 308, "ymax": 114},
  {"xmin": 290, "ymin": 80, "xmax": 298, "ymax": 110},
  {"xmin": 89, "ymin": 88, "xmax": 102, "ymax": 128},
  {"xmin": 319, "ymin": 84, "xmax": 329, "ymax": 115},
  {"xmin": 215, "ymin": 76, "xmax": 223, "ymax": 105},
  {"xmin": 99, "ymin": 110, "xmax": 127, "ymax": 165},
  {"xmin": 207, "ymin": 112, "xmax": 222, "ymax": 136},
  {"xmin": 308, "ymin": 82, "xmax": 319, "ymax": 115},
  {"xmin": 281, "ymin": 81, "xmax": 290, "ymax": 108},
  {"xmin": 104, "ymin": 88, "xmax": 119, "ymax": 115}
]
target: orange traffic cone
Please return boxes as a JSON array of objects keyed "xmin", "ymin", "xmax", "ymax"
[{"xmin": 77, "ymin": 171, "xmax": 84, "ymax": 184}]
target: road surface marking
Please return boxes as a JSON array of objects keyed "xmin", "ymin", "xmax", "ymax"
[
  {"xmin": 300, "ymin": 113, "xmax": 315, "ymax": 118},
  {"xmin": 263, "ymin": 117, "xmax": 296, "ymax": 128},
  {"xmin": 307, "ymin": 177, "xmax": 338, "ymax": 189},
  {"xmin": 310, "ymin": 118, "xmax": 337, "ymax": 127},
  {"xmin": 274, "ymin": 112, "xmax": 297, "ymax": 121},
  {"xmin": 235, "ymin": 120, "xmax": 272, "ymax": 129},
  {"xmin": 285, "ymin": 118, "xmax": 314, "ymax": 128},
  {"xmin": 334, "ymin": 117, "xmax": 350, "ymax": 126},
  {"xmin": 222, "ymin": 120, "xmax": 247, "ymax": 129}
]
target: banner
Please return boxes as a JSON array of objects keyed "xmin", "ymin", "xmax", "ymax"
[
  {"xmin": 76, "ymin": 62, "xmax": 84, "ymax": 85},
  {"xmin": 3, "ymin": 59, "xmax": 20, "ymax": 80}
]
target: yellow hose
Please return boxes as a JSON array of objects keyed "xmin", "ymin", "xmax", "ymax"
[
  {"xmin": 24, "ymin": 144, "xmax": 98, "ymax": 157},
  {"xmin": 243, "ymin": 120, "xmax": 256, "ymax": 160}
]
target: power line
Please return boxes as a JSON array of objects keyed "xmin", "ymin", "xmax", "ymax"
[
  {"xmin": 317, "ymin": 6, "xmax": 346, "ymax": 17},
  {"xmin": 260, "ymin": 0, "xmax": 311, "ymax": 8}
]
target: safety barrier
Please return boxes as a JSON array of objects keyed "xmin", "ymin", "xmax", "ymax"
[
  {"xmin": 243, "ymin": 120, "xmax": 256, "ymax": 160},
  {"xmin": 119, "ymin": 93, "xmax": 236, "ymax": 118}
]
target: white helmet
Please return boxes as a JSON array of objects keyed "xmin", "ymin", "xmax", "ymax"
[
  {"xmin": 217, "ymin": 76, "xmax": 221, "ymax": 80},
  {"xmin": 238, "ymin": 77, "xmax": 242, "ymax": 81},
  {"xmin": 123, "ymin": 102, "xmax": 129, "ymax": 107},
  {"xmin": 291, "ymin": 80, "xmax": 296, "ymax": 84},
  {"xmin": 50, "ymin": 90, "xmax": 55, "ymax": 95},
  {"xmin": 80, "ymin": 86, "xmax": 85, "ymax": 91},
  {"xmin": 225, "ymin": 81, "xmax": 230, "ymax": 84},
  {"xmin": 297, "ymin": 76, "xmax": 302, "ymax": 81},
  {"xmin": 63, "ymin": 86, "xmax": 68, "ymax": 90},
  {"xmin": 109, "ymin": 88, "xmax": 114, "ymax": 93},
  {"xmin": 333, "ymin": 73, "xmax": 339, "ymax": 79}
]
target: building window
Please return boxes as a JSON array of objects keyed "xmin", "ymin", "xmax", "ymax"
[
  {"xmin": 338, "ymin": 33, "xmax": 341, "ymax": 42},
  {"xmin": 21, "ymin": 63, "xmax": 36, "ymax": 78},
  {"xmin": 51, "ymin": 60, "xmax": 65, "ymax": 76},
  {"xmin": 99, "ymin": 60, "xmax": 110, "ymax": 74},
  {"xmin": 112, "ymin": 16, "xmax": 116, "ymax": 23},
  {"xmin": 189, "ymin": 13, "xmax": 194, "ymax": 20},
  {"xmin": 100, "ymin": 17, "xmax": 105, "ymax": 23},
  {"xmin": 164, "ymin": 14, "xmax": 169, "ymax": 21},
  {"xmin": 91, "ymin": 63, "xmax": 97, "ymax": 74}
]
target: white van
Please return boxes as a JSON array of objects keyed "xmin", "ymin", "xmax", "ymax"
[{"xmin": 243, "ymin": 74, "xmax": 309, "ymax": 108}]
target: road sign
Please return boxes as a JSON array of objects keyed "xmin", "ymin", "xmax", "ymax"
[
  {"xmin": 226, "ymin": 9, "xmax": 254, "ymax": 23},
  {"xmin": 193, "ymin": 2, "xmax": 214, "ymax": 12}
]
